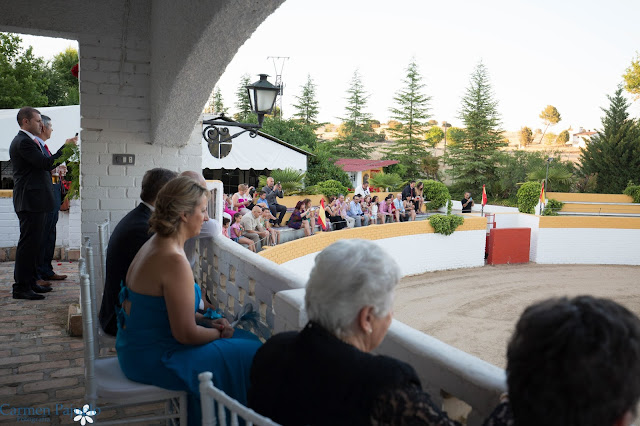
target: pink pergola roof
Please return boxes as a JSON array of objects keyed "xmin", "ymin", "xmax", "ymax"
[{"xmin": 334, "ymin": 158, "xmax": 399, "ymax": 172}]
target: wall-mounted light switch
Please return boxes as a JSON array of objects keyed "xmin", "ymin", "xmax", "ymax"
[{"xmin": 112, "ymin": 154, "xmax": 135, "ymax": 165}]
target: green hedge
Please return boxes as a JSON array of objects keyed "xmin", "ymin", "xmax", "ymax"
[
  {"xmin": 316, "ymin": 179, "xmax": 348, "ymax": 198},
  {"xmin": 624, "ymin": 183, "xmax": 640, "ymax": 203},
  {"xmin": 542, "ymin": 198, "xmax": 564, "ymax": 216},
  {"xmin": 429, "ymin": 214, "xmax": 464, "ymax": 236},
  {"xmin": 423, "ymin": 180, "xmax": 450, "ymax": 210},
  {"xmin": 517, "ymin": 181, "xmax": 542, "ymax": 214}
]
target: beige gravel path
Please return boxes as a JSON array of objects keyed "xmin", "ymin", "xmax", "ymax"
[{"xmin": 394, "ymin": 264, "xmax": 640, "ymax": 369}]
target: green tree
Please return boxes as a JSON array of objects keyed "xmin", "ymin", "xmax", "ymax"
[
  {"xmin": 519, "ymin": 126, "xmax": 533, "ymax": 146},
  {"xmin": 623, "ymin": 53, "xmax": 640, "ymax": 100},
  {"xmin": 332, "ymin": 70, "xmax": 376, "ymax": 158},
  {"xmin": 384, "ymin": 60, "xmax": 432, "ymax": 177},
  {"xmin": 556, "ymin": 129, "xmax": 570, "ymax": 145},
  {"xmin": 305, "ymin": 142, "xmax": 351, "ymax": 187},
  {"xmin": 292, "ymin": 74, "xmax": 320, "ymax": 129},
  {"xmin": 580, "ymin": 86, "xmax": 640, "ymax": 193},
  {"xmin": 425, "ymin": 126, "xmax": 444, "ymax": 147},
  {"xmin": 0, "ymin": 33, "xmax": 49, "ymax": 108},
  {"xmin": 45, "ymin": 47, "xmax": 79, "ymax": 106},
  {"xmin": 213, "ymin": 87, "xmax": 227, "ymax": 115},
  {"xmin": 234, "ymin": 74, "xmax": 253, "ymax": 122},
  {"xmin": 538, "ymin": 105, "xmax": 561, "ymax": 144},
  {"xmin": 260, "ymin": 116, "xmax": 317, "ymax": 152},
  {"xmin": 444, "ymin": 62, "xmax": 506, "ymax": 196}
]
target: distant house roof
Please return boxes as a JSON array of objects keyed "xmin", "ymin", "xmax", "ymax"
[
  {"xmin": 334, "ymin": 158, "xmax": 399, "ymax": 172},
  {"xmin": 574, "ymin": 131, "xmax": 597, "ymax": 136}
]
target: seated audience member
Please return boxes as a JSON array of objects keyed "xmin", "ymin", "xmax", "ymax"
[
  {"xmin": 370, "ymin": 195, "xmax": 380, "ymax": 224},
  {"xmin": 255, "ymin": 191, "xmax": 269, "ymax": 208},
  {"xmin": 303, "ymin": 198, "xmax": 317, "ymax": 235},
  {"xmin": 116, "ymin": 176, "xmax": 261, "ymax": 426},
  {"xmin": 378, "ymin": 195, "xmax": 393, "ymax": 224},
  {"xmin": 483, "ymin": 296, "xmax": 640, "ymax": 426},
  {"xmin": 260, "ymin": 207, "xmax": 280, "ymax": 246},
  {"xmin": 415, "ymin": 181, "xmax": 424, "ymax": 212},
  {"xmin": 287, "ymin": 201, "xmax": 313, "ymax": 237},
  {"xmin": 461, "ymin": 192, "xmax": 474, "ymax": 213},
  {"xmin": 230, "ymin": 213, "xmax": 256, "ymax": 252},
  {"xmin": 348, "ymin": 194, "xmax": 369, "ymax": 227},
  {"xmin": 232, "ymin": 184, "xmax": 252, "ymax": 215},
  {"xmin": 99, "ymin": 167, "xmax": 177, "ymax": 336},
  {"xmin": 241, "ymin": 206, "xmax": 269, "ymax": 251},
  {"xmin": 223, "ymin": 192, "xmax": 237, "ymax": 217},
  {"xmin": 249, "ymin": 239, "xmax": 460, "ymax": 425},
  {"xmin": 402, "ymin": 180, "xmax": 416, "ymax": 206},
  {"xmin": 221, "ymin": 217, "xmax": 231, "ymax": 238},
  {"xmin": 180, "ymin": 172, "xmax": 221, "ymax": 270},
  {"xmin": 393, "ymin": 193, "xmax": 412, "ymax": 222},
  {"xmin": 361, "ymin": 194, "xmax": 372, "ymax": 218},
  {"xmin": 325, "ymin": 196, "xmax": 346, "ymax": 230},
  {"xmin": 338, "ymin": 194, "xmax": 355, "ymax": 228}
]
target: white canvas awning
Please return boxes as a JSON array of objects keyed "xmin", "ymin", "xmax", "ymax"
[
  {"xmin": 0, "ymin": 105, "xmax": 80, "ymax": 161},
  {"xmin": 201, "ymin": 118, "xmax": 310, "ymax": 171}
]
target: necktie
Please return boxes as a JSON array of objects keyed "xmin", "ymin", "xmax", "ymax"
[
  {"xmin": 44, "ymin": 144, "xmax": 52, "ymax": 156},
  {"xmin": 33, "ymin": 138, "xmax": 44, "ymax": 154}
]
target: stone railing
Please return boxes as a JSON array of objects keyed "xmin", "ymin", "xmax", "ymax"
[{"xmin": 194, "ymin": 235, "xmax": 506, "ymax": 424}]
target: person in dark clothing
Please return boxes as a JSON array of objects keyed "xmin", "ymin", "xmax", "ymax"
[
  {"xmin": 98, "ymin": 168, "xmax": 177, "ymax": 336},
  {"xmin": 249, "ymin": 240, "xmax": 459, "ymax": 425},
  {"xmin": 9, "ymin": 107, "xmax": 77, "ymax": 300},
  {"xmin": 262, "ymin": 176, "xmax": 286, "ymax": 226},
  {"xmin": 461, "ymin": 192, "xmax": 474, "ymax": 213},
  {"xmin": 483, "ymin": 296, "xmax": 640, "ymax": 426}
]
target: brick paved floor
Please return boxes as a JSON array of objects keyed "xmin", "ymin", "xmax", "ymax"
[
  {"xmin": 0, "ymin": 261, "xmax": 166, "ymax": 425},
  {"xmin": 0, "ymin": 260, "xmax": 86, "ymax": 424}
]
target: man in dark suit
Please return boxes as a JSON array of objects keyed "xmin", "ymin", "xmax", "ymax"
[
  {"xmin": 35, "ymin": 115, "xmax": 68, "ymax": 285},
  {"xmin": 9, "ymin": 107, "xmax": 77, "ymax": 300},
  {"xmin": 98, "ymin": 168, "xmax": 177, "ymax": 336}
]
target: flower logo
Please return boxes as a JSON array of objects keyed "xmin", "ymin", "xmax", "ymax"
[{"xmin": 73, "ymin": 404, "xmax": 96, "ymax": 425}]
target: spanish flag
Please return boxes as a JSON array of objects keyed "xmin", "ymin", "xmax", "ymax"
[
  {"xmin": 318, "ymin": 198, "xmax": 328, "ymax": 231},
  {"xmin": 540, "ymin": 181, "xmax": 546, "ymax": 204},
  {"xmin": 482, "ymin": 184, "xmax": 487, "ymax": 206}
]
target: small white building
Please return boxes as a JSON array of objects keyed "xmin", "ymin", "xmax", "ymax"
[{"xmin": 568, "ymin": 127, "xmax": 597, "ymax": 148}]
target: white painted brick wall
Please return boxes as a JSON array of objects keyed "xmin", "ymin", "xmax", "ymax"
[
  {"xmin": 0, "ymin": 198, "xmax": 81, "ymax": 250},
  {"xmin": 280, "ymin": 230, "xmax": 487, "ymax": 282},
  {"xmin": 78, "ymin": 34, "xmax": 203, "ymax": 263}
]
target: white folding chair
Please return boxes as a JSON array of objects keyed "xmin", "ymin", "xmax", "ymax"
[
  {"xmin": 80, "ymin": 242, "xmax": 188, "ymax": 425},
  {"xmin": 198, "ymin": 372, "xmax": 280, "ymax": 426},
  {"xmin": 97, "ymin": 219, "xmax": 110, "ymax": 290},
  {"xmin": 83, "ymin": 237, "xmax": 116, "ymax": 353}
]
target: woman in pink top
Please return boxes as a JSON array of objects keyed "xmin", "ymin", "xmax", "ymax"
[{"xmin": 232, "ymin": 184, "xmax": 252, "ymax": 215}]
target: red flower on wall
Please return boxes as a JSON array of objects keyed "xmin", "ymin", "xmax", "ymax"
[{"xmin": 71, "ymin": 63, "xmax": 79, "ymax": 78}]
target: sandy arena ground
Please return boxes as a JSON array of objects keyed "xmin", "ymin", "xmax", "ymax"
[{"xmin": 393, "ymin": 263, "xmax": 640, "ymax": 369}]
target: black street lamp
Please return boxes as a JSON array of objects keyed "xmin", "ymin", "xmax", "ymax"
[{"xmin": 203, "ymin": 74, "xmax": 280, "ymax": 158}]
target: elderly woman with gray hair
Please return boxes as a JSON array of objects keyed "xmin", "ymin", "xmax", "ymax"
[{"xmin": 248, "ymin": 239, "xmax": 459, "ymax": 425}]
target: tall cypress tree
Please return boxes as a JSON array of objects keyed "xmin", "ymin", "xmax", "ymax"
[
  {"xmin": 580, "ymin": 86, "xmax": 640, "ymax": 193},
  {"xmin": 332, "ymin": 70, "xmax": 376, "ymax": 158},
  {"xmin": 385, "ymin": 60, "xmax": 432, "ymax": 178},
  {"xmin": 234, "ymin": 74, "xmax": 253, "ymax": 122},
  {"xmin": 293, "ymin": 74, "xmax": 320, "ymax": 129},
  {"xmin": 445, "ymin": 62, "xmax": 506, "ymax": 194},
  {"xmin": 213, "ymin": 87, "xmax": 228, "ymax": 116}
]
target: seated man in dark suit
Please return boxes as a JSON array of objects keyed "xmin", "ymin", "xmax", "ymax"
[{"xmin": 98, "ymin": 168, "xmax": 177, "ymax": 336}]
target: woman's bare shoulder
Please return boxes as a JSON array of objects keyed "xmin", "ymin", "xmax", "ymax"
[{"xmin": 127, "ymin": 242, "xmax": 191, "ymax": 294}]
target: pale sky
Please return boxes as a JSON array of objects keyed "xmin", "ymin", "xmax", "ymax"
[{"xmin": 18, "ymin": 0, "xmax": 640, "ymax": 132}]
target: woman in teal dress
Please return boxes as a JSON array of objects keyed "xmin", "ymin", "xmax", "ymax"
[{"xmin": 116, "ymin": 176, "xmax": 261, "ymax": 425}]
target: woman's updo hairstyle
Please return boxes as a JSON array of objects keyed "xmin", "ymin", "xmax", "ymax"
[{"xmin": 149, "ymin": 176, "xmax": 209, "ymax": 237}]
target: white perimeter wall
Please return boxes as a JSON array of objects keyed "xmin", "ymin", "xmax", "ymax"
[
  {"xmin": 281, "ymin": 230, "xmax": 487, "ymax": 281},
  {"xmin": 536, "ymin": 228, "xmax": 640, "ymax": 265},
  {"xmin": 0, "ymin": 198, "xmax": 81, "ymax": 249}
]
